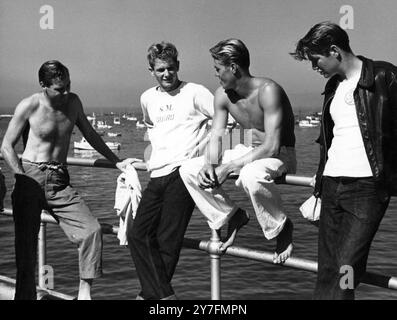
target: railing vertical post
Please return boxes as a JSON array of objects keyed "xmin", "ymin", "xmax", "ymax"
[
  {"xmin": 210, "ymin": 229, "xmax": 221, "ymax": 300},
  {"xmin": 38, "ymin": 221, "xmax": 47, "ymax": 288}
]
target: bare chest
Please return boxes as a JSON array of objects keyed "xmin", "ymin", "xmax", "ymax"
[
  {"xmin": 30, "ymin": 106, "xmax": 76, "ymax": 140},
  {"xmin": 228, "ymin": 98, "xmax": 264, "ymax": 129}
]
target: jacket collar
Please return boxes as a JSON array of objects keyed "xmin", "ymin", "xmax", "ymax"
[
  {"xmin": 357, "ymin": 55, "xmax": 374, "ymax": 88},
  {"xmin": 321, "ymin": 55, "xmax": 374, "ymax": 95}
]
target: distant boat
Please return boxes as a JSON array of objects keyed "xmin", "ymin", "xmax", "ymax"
[
  {"xmin": 136, "ymin": 121, "xmax": 146, "ymax": 128},
  {"xmin": 305, "ymin": 115, "xmax": 320, "ymax": 125},
  {"xmin": 126, "ymin": 116, "xmax": 137, "ymax": 121},
  {"xmin": 74, "ymin": 137, "xmax": 120, "ymax": 150},
  {"xmin": 96, "ymin": 120, "xmax": 112, "ymax": 129},
  {"xmin": 107, "ymin": 132, "xmax": 122, "ymax": 137},
  {"xmin": 113, "ymin": 117, "xmax": 121, "ymax": 125},
  {"xmin": 298, "ymin": 119, "xmax": 319, "ymax": 128},
  {"xmin": 86, "ymin": 112, "xmax": 96, "ymax": 121}
]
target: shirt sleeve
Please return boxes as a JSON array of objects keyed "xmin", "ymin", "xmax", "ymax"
[
  {"xmin": 193, "ymin": 85, "xmax": 214, "ymax": 118},
  {"xmin": 140, "ymin": 93, "xmax": 153, "ymax": 128}
]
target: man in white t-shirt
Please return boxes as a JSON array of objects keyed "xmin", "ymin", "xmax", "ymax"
[
  {"xmin": 291, "ymin": 21, "xmax": 397, "ymax": 299},
  {"xmin": 126, "ymin": 42, "xmax": 214, "ymax": 300}
]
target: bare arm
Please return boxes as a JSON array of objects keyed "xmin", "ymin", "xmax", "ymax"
[
  {"xmin": 1, "ymin": 97, "xmax": 34, "ymax": 173},
  {"xmin": 205, "ymin": 88, "xmax": 229, "ymax": 165},
  {"xmin": 75, "ymin": 97, "xmax": 122, "ymax": 166},
  {"xmin": 198, "ymin": 88, "xmax": 228, "ymax": 188}
]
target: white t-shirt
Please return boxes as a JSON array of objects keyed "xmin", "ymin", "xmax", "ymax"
[
  {"xmin": 323, "ymin": 72, "xmax": 373, "ymax": 177},
  {"xmin": 141, "ymin": 81, "xmax": 214, "ymax": 177}
]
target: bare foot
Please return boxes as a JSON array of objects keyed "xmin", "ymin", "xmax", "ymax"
[
  {"xmin": 219, "ymin": 209, "xmax": 249, "ymax": 252},
  {"xmin": 273, "ymin": 218, "xmax": 293, "ymax": 264}
]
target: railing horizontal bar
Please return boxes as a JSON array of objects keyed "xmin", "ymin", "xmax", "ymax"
[
  {"xmin": 0, "ymin": 275, "xmax": 74, "ymax": 300},
  {"xmin": 2, "ymin": 209, "xmax": 397, "ymax": 292},
  {"xmin": 182, "ymin": 238, "xmax": 397, "ymax": 291},
  {"xmin": 1, "ymin": 208, "xmax": 57, "ymax": 224},
  {"xmin": 0, "ymin": 154, "xmax": 312, "ymax": 186},
  {"xmin": 1, "ymin": 209, "xmax": 120, "ymax": 235}
]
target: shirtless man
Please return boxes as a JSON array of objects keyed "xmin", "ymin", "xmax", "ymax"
[
  {"xmin": 1, "ymin": 60, "xmax": 127, "ymax": 299},
  {"xmin": 180, "ymin": 39, "xmax": 296, "ymax": 263}
]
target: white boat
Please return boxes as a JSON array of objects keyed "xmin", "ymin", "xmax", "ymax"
[
  {"xmin": 126, "ymin": 116, "xmax": 137, "ymax": 121},
  {"xmin": 74, "ymin": 137, "xmax": 120, "ymax": 150},
  {"xmin": 96, "ymin": 120, "xmax": 112, "ymax": 129},
  {"xmin": 107, "ymin": 132, "xmax": 122, "ymax": 137},
  {"xmin": 136, "ymin": 121, "xmax": 146, "ymax": 128},
  {"xmin": 113, "ymin": 117, "xmax": 121, "ymax": 125},
  {"xmin": 298, "ymin": 119, "xmax": 319, "ymax": 128},
  {"xmin": 86, "ymin": 112, "xmax": 96, "ymax": 121}
]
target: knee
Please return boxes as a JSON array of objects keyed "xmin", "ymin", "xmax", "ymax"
[
  {"xmin": 238, "ymin": 163, "xmax": 261, "ymax": 188},
  {"xmin": 82, "ymin": 220, "xmax": 102, "ymax": 242}
]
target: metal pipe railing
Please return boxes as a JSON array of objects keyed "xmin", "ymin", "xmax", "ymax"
[
  {"xmin": 38, "ymin": 222, "xmax": 47, "ymax": 288},
  {"xmin": 1, "ymin": 155, "xmax": 397, "ymax": 299}
]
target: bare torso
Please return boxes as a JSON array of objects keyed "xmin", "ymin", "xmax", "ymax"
[
  {"xmin": 22, "ymin": 92, "xmax": 80, "ymax": 163},
  {"xmin": 223, "ymin": 77, "xmax": 295, "ymax": 147}
]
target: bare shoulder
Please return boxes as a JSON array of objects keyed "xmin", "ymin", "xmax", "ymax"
[
  {"xmin": 67, "ymin": 92, "xmax": 84, "ymax": 112},
  {"xmin": 68, "ymin": 92, "xmax": 82, "ymax": 105},
  {"xmin": 14, "ymin": 93, "xmax": 41, "ymax": 117},
  {"xmin": 257, "ymin": 78, "xmax": 284, "ymax": 96},
  {"xmin": 256, "ymin": 78, "xmax": 287, "ymax": 109}
]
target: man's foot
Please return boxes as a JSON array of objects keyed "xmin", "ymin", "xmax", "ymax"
[
  {"xmin": 219, "ymin": 208, "xmax": 249, "ymax": 252},
  {"xmin": 77, "ymin": 279, "xmax": 93, "ymax": 300},
  {"xmin": 273, "ymin": 218, "xmax": 293, "ymax": 264}
]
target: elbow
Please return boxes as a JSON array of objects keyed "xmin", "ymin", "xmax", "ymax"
[{"xmin": 1, "ymin": 140, "xmax": 14, "ymax": 158}]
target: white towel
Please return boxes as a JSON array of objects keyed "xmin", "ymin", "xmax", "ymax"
[{"xmin": 114, "ymin": 165, "xmax": 142, "ymax": 245}]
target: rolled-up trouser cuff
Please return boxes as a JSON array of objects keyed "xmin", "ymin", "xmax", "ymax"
[
  {"xmin": 207, "ymin": 206, "xmax": 240, "ymax": 230},
  {"xmin": 263, "ymin": 216, "xmax": 287, "ymax": 240}
]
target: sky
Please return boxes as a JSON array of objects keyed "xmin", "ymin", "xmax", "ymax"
[{"xmin": 1, "ymin": 0, "xmax": 396, "ymax": 114}]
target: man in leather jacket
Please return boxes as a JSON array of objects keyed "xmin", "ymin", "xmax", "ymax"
[{"xmin": 291, "ymin": 21, "xmax": 397, "ymax": 299}]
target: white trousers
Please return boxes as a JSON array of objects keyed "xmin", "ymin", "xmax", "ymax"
[{"xmin": 179, "ymin": 144, "xmax": 297, "ymax": 239}]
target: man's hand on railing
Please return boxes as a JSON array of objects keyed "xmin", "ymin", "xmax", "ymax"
[{"xmin": 118, "ymin": 158, "xmax": 146, "ymax": 171}]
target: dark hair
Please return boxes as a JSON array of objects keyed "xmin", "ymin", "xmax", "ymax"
[
  {"xmin": 147, "ymin": 42, "xmax": 178, "ymax": 68},
  {"xmin": 38, "ymin": 60, "xmax": 69, "ymax": 87},
  {"xmin": 290, "ymin": 21, "xmax": 352, "ymax": 60},
  {"xmin": 209, "ymin": 38, "xmax": 250, "ymax": 69}
]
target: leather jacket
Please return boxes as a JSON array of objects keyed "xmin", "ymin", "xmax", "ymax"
[{"xmin": 314, "ymin": 56, "xmax": 397, "ymax": 201}]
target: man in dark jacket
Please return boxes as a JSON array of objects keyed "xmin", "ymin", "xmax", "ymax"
[{"xmin": 291, "ymin": 21, "xmax": 397, "ymax": 299}]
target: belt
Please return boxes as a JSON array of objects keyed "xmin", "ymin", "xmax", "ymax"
[
  {"xmin": 326, "ymin": 176, "xmax": 373, "ymax": 184},
  {"xmin": 22, "ymin": 158, "xmax": 67, "ymax": 171}
]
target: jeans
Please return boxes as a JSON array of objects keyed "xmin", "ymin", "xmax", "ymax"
[
  {"xmin": 127, "ymin": 168, "xmax": 195, "ymax": 300},
  {"xmin": 12, "ymin": 161, "xmax": 103, "ymax": 300},
  {"xmin": 314, "ymin": 176, "xmax": 390, "ymax": 300}
]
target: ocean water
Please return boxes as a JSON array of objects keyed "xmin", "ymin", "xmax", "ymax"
[{"xmin": 1, "ymin": 116, "xmax": 397, "ymax": 300}]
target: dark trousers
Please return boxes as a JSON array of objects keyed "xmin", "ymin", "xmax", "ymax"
[
  {"xmin": 127, "ymin": 168, "xmax": 195, "ymax": 300},
  {"xmin": 314, "ymin": 176, "xmax": 390, "ymax": 300}
]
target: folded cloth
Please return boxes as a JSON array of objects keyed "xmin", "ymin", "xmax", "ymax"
[
  {"xmin": 299, "ymin": 195, "xmax": 321, "ymax": 221},
  {"xmin": 114, "ymin": 165, "xmax": 142, "ymax": 245}
]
